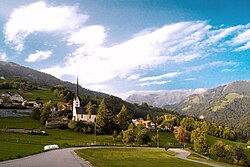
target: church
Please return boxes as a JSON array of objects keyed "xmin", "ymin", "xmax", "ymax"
[{"xmin": 72, "ymin": 78, "xmax": 97, "ymax": 122}]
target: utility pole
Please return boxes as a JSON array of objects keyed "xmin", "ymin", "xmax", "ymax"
[
  {"xmin": 157, "ymin": 129, "xmax": 159, "ymax": 148},
  {"xmin": 94, "ymin": 119, "xmax": 97, "ymax": 145}
]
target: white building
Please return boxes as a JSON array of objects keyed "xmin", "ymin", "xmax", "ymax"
[
  {"xmin": 72, "ymin": 78, "xmax": 97, "ymax": 122},
  {"xmin": 10, "ymin": 93, "xmax": 24, "ymax": 102}
]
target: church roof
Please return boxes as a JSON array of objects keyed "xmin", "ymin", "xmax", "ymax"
[{"xmin": 76, "ymin": 107, "xmax": 98, "ymax": 115}]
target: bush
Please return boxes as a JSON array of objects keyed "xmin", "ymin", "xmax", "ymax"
[{"xmin": 136, "ymin": 129, "xmax": 150, "ymax": 145}]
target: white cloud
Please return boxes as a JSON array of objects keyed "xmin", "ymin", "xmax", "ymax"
[
  {"xmin": 0, "ymin": 52, "xmax": 8, "ymax": 61},
  {"xmin": 206, "ymin": 25, "xmax": 244, "ymax": 44},
  {"xmin": 221, "ymin": 68, "xmax": 236, "ymax": 72},
  {"xmin": 138, "ymin": 80, "xmax": 171, "ymax": 87},
  {"xmin": 4, "ymin": 1, "xmax": 88, "ymax": 51},
  {"xmin": 40, "ymin": 21, "xmax": 250, "ymax": 88},
  {"xmin": 226, "ymin": 23, "xmax": 250, "ymax": 51},
  {"xmin": 42, "ymin": 21, "xmax": 207, "ymax": 84},
  {"xmin": 185, "ymin": 78, "xmax": 196, "ymax": 81},
  {"xmin": 86, "ymin": 84, "xmax": 107, "ymax": 92},
  {"xmin": 126, "ymin": 74, "xmax": 141, "ymax": 80},
  {"xmin": 186, "ymin": 61, "xmax": 239, "ymax": 72},
  {"xmin": 67, "ymin": 25, "xmax": 106, "ymax": 52},
  {"xmin": 232, "ymin": 29, "xmax": 250, "ymax": 51},
  {"xmin": 139, "ymin": 72, "xmax": 182, "ymax": 82},
  {"xmin": 25, "ymin": 50, "xmax": 53, "ymax": 62}
]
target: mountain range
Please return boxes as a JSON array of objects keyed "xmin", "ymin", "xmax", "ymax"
[
  {"xmin": 126, "ymin": 81, "xmax": 250, "ymax": 138},
  {"xmin": 126, "ymin": 89, "xmax": 205, "ymax": 107},
  {"xmin": 0, "ymin": 61, "xmax": 107, "ymax": 98}
]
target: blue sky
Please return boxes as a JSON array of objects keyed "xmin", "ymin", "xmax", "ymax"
[{"xmin": 0, "ymin": 0, "xmax": 250, "ymax": 98}]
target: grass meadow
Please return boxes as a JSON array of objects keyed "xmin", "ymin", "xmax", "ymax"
[
  {"xmin": 76, "ymin": 148, "xmax": 211, "ymax": 167},
  {"xmin": 0, "ymin": 117, "xmax": 122, "ymax": 161}
]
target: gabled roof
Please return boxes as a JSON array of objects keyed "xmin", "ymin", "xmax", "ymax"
[{"xmin": 76, "ymin": 107, "xmax": 98, "ymax": 115}]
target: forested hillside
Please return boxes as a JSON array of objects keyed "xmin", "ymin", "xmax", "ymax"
[{"xmin": 176, "ymin": 81, "xmax": 250, "ymax": 139}]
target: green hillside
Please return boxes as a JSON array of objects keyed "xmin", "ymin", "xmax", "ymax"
[
  {"xmin": 0, "ymin": 88, "xmax": 60, "ymax": 104},
  {"xmin": 0, "ymin": 61, "xmax": 108, "ymax": 98},
  {"xmin": 176, "ymin": 81, "xmax": 250, "ymax": 139}
]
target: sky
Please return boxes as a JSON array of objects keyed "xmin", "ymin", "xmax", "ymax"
[{"xmin": 0, "ymin": 0, "xmax": 250, "ymax": 99}]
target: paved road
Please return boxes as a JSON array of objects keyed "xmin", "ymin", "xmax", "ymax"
[
  {"xmin": 169, "ymin": 148, "xmax": 222, "ymax": 167},
  {"xmin": 0, "ymin": 148, "xmax": 92, "ymax": 167}
]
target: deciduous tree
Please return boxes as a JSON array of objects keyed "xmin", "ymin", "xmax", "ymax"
[
  {"xmin": 174, "ymin": 125, "xmax": 187, "ymax": 148},
  {"xmin": 209, "ymin": 140, "xmax": 226, "ymax": 161}
]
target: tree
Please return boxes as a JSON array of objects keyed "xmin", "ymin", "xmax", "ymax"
[
  {"xmin": 231, "ymin": 145, "xmax": 246, "ymax": 165},
  {"xmin": 180, "ymin": 117, "xmax": 195, "ymax": 131},
  {"xmin": 136, "ymin": 128, "xmax": 150, "ymax": 145},
  {"xmin": 86, "ymin": 101, "xmax": 93, "ymax": 118},
  {"xmin": 40, "ymin": 101, "xmax": 52, "ymax": 125},
  {"xmin": 223, "ymin": 127, "xmax": 236, "ymax": 141},
  {"xmin": 209, "ymin": 140, "xmax": 226, "ymax": 161},
  {"xmin": 31, "ymin": 106, "xmax": 41, "ymax": 120},
  {"xmin": 190, "ymin": 128, "xmax": 205, "ymax": 142},
  {"xmin": 96, "ymin": 99, "xmax": 109, "ymax": 133},
  {"xmin": 117, "ymin": 104, "xmax": 130, "ymax": 130},
  {"xmin": 173, "ymin": 125, "xmax": 187, "ymax": 148},
  {"xmin": 146, "ymin": 114, "xmax": 151, "ymax": 121},
  {"xmin": 193, "ymin": 135, "xmax": 208, "ymax": 153},
  {"xmin": 122, "ymin": 129, "xmax": 135, "ymax": 144},
  {"xmin": 160, "ymin": 114, "xmax": 177, "ymax": 131}
]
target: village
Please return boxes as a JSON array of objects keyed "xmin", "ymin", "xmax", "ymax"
[{"xmin": 0, "ymin": 91, "xmax": 39, "ymax": 108}]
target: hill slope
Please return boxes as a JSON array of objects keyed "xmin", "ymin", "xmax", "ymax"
[
  {"xmin": 0, "ymin": 61, "xmax": 107, "ymax": 98},
  {"xmin": 176, "ymin": 81, "xmax": 250, "ymax": 138}
]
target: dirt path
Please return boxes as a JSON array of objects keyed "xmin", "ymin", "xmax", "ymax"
[{"xmin": 169, "ymin": 148, "xmax": 222, "ymax": 167}]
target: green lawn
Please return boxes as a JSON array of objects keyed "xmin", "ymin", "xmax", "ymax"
[
  {"xmin": 75, "ymin": 148, "xmax": 211, "ymax": 167},
  {"xmin": 0, "ymin": 117, "xmax": 122, "ymax": 161},
  {"xmin": 187, "ymin": 152, "xmax": 237, "ymax": 167},
  {"xmin": 206, "ymin": 135, "xmax": 247, "ymax": 147},
  {"xmin": 0, "ymin": 117, "xmax": 42, "ymax": 129}
]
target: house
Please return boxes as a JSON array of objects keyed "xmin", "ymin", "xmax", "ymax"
[
  {"xmin": 72, "ymin": 78, "xmax": 97, "ymax": 122},
  {"xmin": 132, "ymin": 118, "xmax": 156, "ymax": 129},
  {"xmin": 1, "ymin": 92, "xmax": 11, "ymax": 98},
  {"xmin": 57, "ymin": 102, "xmax": 72, "ymax": 111},
  {"xmin": 22, "ymin": 101, "xmax": 39, "ymax": 108},
  {"xmin": 10, "ymin": 93, "xmax": 24, "ymax": 103}
]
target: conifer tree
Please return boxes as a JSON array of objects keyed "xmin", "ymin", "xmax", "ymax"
[
  {"xmin": 96, "ymin": 99, "xmax": 108, "ymax": 133},
  {"xmin": 86, "ymin": 101, "xmax": 93, "ymax": 118},
  {"xmin": 117, "ymin": 104, "xmax": 130, "ymax": 130}
]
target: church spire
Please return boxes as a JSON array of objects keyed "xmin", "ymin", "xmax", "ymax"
[{"xmin": 76, "ymin": 76, "xmax": 79, "ymax": 97}]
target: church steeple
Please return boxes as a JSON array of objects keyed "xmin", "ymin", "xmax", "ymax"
[{"xmin": 76, "ymin": 76, "xmax": 79, "ymax": 97}]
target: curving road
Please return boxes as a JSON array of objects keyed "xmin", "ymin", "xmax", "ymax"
[
  {"xmin": 169, "ymin": 148, "xmax": 222, "ymax": 167},
  {"xmin": 0, "ymin": 147, "xmax": 222, "ymax": 167},
  {"xmin": 0, "ymin": 147, "xmax": 92, "ymax": 167}
]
